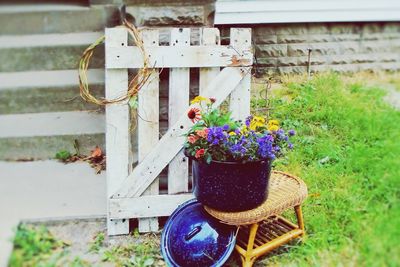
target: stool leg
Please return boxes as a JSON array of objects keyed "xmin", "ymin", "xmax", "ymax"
[
  {"xmin": 241, "ymin": 223, "xmax": 258, "ymax": 267},
  {"xmin": 294, "ymin": 205, "xmax": 305, "ymax": 235}
]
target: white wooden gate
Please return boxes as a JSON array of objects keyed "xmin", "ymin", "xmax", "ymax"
[{"xmin": 105, "ymin": 27, "xmax": 252, "ymax": 235}]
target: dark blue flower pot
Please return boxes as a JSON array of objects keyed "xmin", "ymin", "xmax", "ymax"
[{"xmin": 192, "ymin": 159, "xmax": 272, "ymax": 212}]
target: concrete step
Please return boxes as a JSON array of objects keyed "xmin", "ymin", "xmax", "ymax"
[
  {"xmin": 0, "ymin": 134, "xmax": 105, "ymax": 161},
  {"xmin": 0, "ymin": 111, "xmax": 105, "ymax": 138},
  {"xmin": 0, "ymin": 32, "xmax": 104, "ymax": 72},
  {"xmin": 0, "ymin": 159, "xmax": 107, "ymax": 266},
  {"xmin": 0, "ymin": 5, "xmax": 119, "ymax": 35},
  {"xmin": 0, "ymin": 69, "xmax": 104, "ymax": 114},
  {"xmin": 0, "ymin": 111, "xmax": 106, "ymax": 160}
]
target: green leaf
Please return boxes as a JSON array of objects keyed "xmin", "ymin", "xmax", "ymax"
[
  {"xmin": 128, "ymin": 96, "xmax": 139, "ymax": 109},
  {"xmin": 55, "ymin": 150, "xmax": 71, "ymax": 161}
]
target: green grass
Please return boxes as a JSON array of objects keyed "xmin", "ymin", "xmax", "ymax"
[
  {"xmin": 9, "ymin": 224, "xmax": 69, "ymax": 267},
  {"xmin": 252, "ymin": 73, "xmax": 400, "ymax": 266},
  {"xmin": 9, "ymin": 73, "xmax": 400, "ymax": 267}
]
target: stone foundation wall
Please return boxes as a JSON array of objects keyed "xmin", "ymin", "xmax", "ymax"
[{"xmin": 220, "ymin": 22, "xmax": 400, "ymax": 75}]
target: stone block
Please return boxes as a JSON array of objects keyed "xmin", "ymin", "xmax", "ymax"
[
  {"xmin": 256, "ymin": 44, "xmax": 287, "ymax": 57},
  {"xmin": 298, "ymin": 56, "xmax": 327, "ymax": 66},
  {"xmin": 308, "ymin": 34, "xmax": 335, "ymax": 43},
  {"xmin": 277, "ymin": 34, "xmax": 308, "ymax": 44},
  {"xmin": 289, "ymin": 43, "xmax": 340, "ymax": 57},
  {"xmin": 379, "ymin": 53, "xmax": 400, "ymax": 63},
  {"xmin": 254, "ymin": 34, "xmax": 278, "ymax": 45},
  {"xmin": 254, "ymin": 27, "xmax": 276, "ymax": 36},
  {"xmin": 277, "ymin": 66, "xmax": 307, "ymax": 74},
  {"xmin": 277, "ymin": 57, "xmax": 298, "ymax": 67},
  {"xmin": 362, "ymin": 23, "xmax": 384, "ymax": 34},
  {"xmin": 275, "ymin": 25, "xmax": 307, "ymax": 35},
  {"xmin": 256, "ymin": 67, "xmax": 278, "ymax": 76},
  {"xmin": 307, "ymin": 24, "xmax": 330, "ymax": 34},
  {"xmin": 287, "ymin": 44, "xmax": 311, "ymax": 57},
  {"xmin": 340, "ymin": 42, "xmax": 361, "ymax": 54},
  {"xmin": 361, "ymin": 41, "xmax": 391, "ymax": 53},
  {"xmin": 128, "ymin": 5, "xmax": 205, "ymax": 26},
  {"xmin": 382, "ymin": 22, "xmax": 400, "ymax": 33},
  {"xmin": 330, "ymin": 24, "xmax": 361, "ymax": 34},
  {"xmin": 331, "ymin": 55, "xmax": 350, "ymax": 65},
  {"xmin": 350, "ymin": 54, "xmax": 376, "ymax": 64},
  {"xmin": 335, "ymin": 34, "xmax": 361, "ymax": 42},
  {"xmin": 255, "ymin": 57, "xmax": 277, "ymax": 68}
]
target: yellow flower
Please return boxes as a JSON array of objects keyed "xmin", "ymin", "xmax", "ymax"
[
  {"xmin": 268, "ymin": 119, "xmax": 279, "ymax": 126},
  {"xmin": 267, "ymin": 119, "xmax": 279, "ymax": 131},
  {"xmin": 249, "ymin": 116, "xmax": 266, "ymax": 130},
  {"xmin": 229, "ymin": 131, "xmax": 236, "ymax": 136},
  {"xmin": 191, "ymin": 96, "xmax": 210, "ymax": 104},
  {"xmin": 241, "ymin": 125, "xmax": 249, "ymax": 133},
  {"xmin": 268, "ymin": 125, "xmax": 279, "ymax": 132}
]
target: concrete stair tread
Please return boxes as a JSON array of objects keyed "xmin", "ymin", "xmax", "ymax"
[
  {"xmin": 0, "ymin": 69, "xmax": 104, "ymax": 90},
  {"xmin": 0, "ymin": 4, "xmax": 90, "ymax": 14},
  {"xmin": 0, "ymin": 111, "xmax": 105, "ymax": 138},
  {"xmin": 0, "ymin": 32, "xmax": 103, "ymax": 49},
  {"xmin": 0, "ymin": 5, "xmax": 119, "ymax": 35}
]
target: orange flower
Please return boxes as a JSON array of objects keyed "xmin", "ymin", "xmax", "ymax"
[
  {"xmin": 187, "ymin": 107, "xmax": 201, "ymax": 123},
  {"xmin": 195, "ymin": 148, "xmax": 205, "ymax": 159},
  {"xmin": 187, "ymin": 135, "xmax": 199, "ymax": 144},
  {"xmin": 196, "ymin": 128, "xmax": 209, "ymax": 138}
]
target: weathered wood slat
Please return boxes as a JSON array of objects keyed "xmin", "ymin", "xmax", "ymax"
[
  {"xmin": 229, "ymin": 28, "xmax": 252, "ymax": 121},
  {"xmin": 106, "ymin": 45, "xmax": 252, "ymax": 68},
  {"xmin": 138, "ymin": 29, "xmax": 160, "ymax": 233},
  {"xmin": 111, "ymin": 66, "xmax": 249, "ymax": 199},
  {"xmin": 199, "ymin": 28, "xmax": 221, "ymax": 95},
  {"xmin": 109, "ymin": 194, "xmax": 194, "ymax": 219},
  {"xmin": 105, "ymin": 27, "xmax": 130, "ymax": 235},
  {"xmin": 168, "ymin": 28, "xmax": 190, "ymax": 195}
]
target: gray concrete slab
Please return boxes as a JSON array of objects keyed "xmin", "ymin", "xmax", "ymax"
[{"xmin": 0, "ymin": 160, "xmax": 106, "ymax": 267}]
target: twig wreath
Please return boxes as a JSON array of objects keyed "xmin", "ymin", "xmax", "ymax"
[{"xmin": 78, "ymin": 19, "xmax": 154, "ymax": 106}]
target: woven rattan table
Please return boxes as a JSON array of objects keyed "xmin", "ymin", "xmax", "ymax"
[{"xmin": 205, "ymin": 171, "xmax": 308, "ymax": 267}]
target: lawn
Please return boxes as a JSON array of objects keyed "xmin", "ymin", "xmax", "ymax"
[
  {"xmin": 254, "ymin": 72, "xmax": 400, "ymax": 266},
  {"xmin": 10, "ymin": 72, "xmax": 400, "ymax": 267}
]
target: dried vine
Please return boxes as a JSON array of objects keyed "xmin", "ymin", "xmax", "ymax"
[{"xmin": 78, "ymin": 19, "xmax": 155, "ymax": 106}]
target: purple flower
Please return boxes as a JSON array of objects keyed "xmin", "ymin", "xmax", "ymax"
[
  {"xmin": 288, "ymin": 143, "xmax": 294, "ymax": 149},
  {"xmin": 245, "ymin": 116, "xmax": 253, "ymax": 127},
  {"xmin": 222, "ymin": 124, "xmax": 230, "ymax": 131},
  {"xmin": 207, "ymin": 126, "xmax": 228, "ymax": 145},
  {"xmin": 256, "ymin": 134, "xmax": 275, "ymax": 159},
  {"xmin": 230, "ymin": 143, "xmax": 247, "ymax": 156},
  {"xmin": 288, "ymin": 129, "xmax": 296, "ymax": 136}
]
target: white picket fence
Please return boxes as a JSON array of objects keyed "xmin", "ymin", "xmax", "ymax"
[{"xmin": 105, "ymin": 27, "xmax": 253, "ymax": 235}]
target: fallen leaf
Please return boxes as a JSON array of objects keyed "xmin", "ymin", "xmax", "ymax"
[{"xmin": 91, "ymin": 146, "xmax": 103, "ymax": 159}]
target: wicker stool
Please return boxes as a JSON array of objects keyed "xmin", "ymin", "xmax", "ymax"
[{"xmin": 205, "ymin": 171, "xmax": 308, "ymax": 267}]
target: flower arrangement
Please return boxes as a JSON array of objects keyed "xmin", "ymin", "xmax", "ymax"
[{"xmin": 184, "ymin": 96, "xmax": 295, "ymax": 163}]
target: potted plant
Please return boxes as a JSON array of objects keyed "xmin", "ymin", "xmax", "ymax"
[{"xmin": 184, "ymin": 96, "xmax": 295, "ymax": 212}]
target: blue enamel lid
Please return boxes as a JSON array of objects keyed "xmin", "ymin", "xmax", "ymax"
[{"xmin": 161, "ymin": 199, "xmax": 236, "ymax": 267}]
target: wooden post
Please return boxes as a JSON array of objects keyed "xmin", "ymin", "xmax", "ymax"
[
  {"xmin": 168, "ymin": 28, "xmax": 191, "ymax": 195},
  {"xmin": 138, "ymin": 29, "xmax": 160, "ymax": 233},
  {"xmin": 105, "ymin": 28, "xmax": 130, "ymax": 235},
  {"xmin": 229, "ymin": 28, "xmax": 252, "ymax": 122},
  {"xmin": 199, "ymin": 28, "xmax": 220, "ymax": 95}
]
